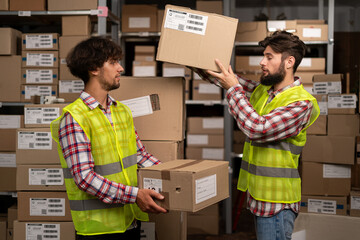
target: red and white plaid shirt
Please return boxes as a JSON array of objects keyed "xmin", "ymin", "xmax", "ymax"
[
  {"xmin": 58, "ymin": 92, "xmax": 160, "ymax": 206},
  {"xmin": 196, "ymin": 70, "xmax": 313, "ymax": 217}
]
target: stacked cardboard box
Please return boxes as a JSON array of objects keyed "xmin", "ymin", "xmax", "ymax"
[
  {"xmin": 162, "ymin": 63, "xmax": 192, "ymax": 100},
  {"xmin": 132, "ymin": 46, "xmax": 156, "ymax": 77},
  {"xmin": 192, "ymin": 73, "xmax": 223, "ymax": 101}
]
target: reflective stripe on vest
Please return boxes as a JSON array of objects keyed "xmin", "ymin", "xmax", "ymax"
[
  {"xmin": 62, "ymin": 154, "xmax": 137, "ymax": 179},
  {"xmin": 69, "ymin": 199, "xmax": 124, "ymax": 211},
  {"xmin": 250, "ymin": 140, "xmax": 304, "ymax": 155},
  {"xmin": 241, "ymin": 160, "xmax": 300, "ymax": 178}
]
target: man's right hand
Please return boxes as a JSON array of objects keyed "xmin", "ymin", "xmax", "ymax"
[{"xmin": 136, "ymin": 188, "xmax": 167, "ymax": 214}]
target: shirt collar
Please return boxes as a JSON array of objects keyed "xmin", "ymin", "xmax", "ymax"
[
  {"xmin": 80, "ymin": 91, "xmax": 118, "ymax": 110},
  {"xmin": 267, "ymin": 76, "xmax": 302, "ymax": 96}
]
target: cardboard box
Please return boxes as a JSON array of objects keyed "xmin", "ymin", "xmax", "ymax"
[
  {"xmin": 236, "ymin": 21, "xmax": 267, "ymax": 43},
  {"xmin": 300, "ymin": 195, "xmax": 347, "ymax": 215},
  {"xmin": 0, "ymin": 0, "xmax": 8, "ymax": 10},
  {"xmin": 9, "ymin": 0, "xmax": 45, "ymax": 11},
  {"xmin": 142, "ymin": 140, "xmax": 184, "ymax": 163},
  {"xmin": 352, "ymin": 164, "xmax": 360, "ymax": 189},
  {"xmin": 186, "ymin": 133, "xmax": 224, "ymax": 148},
  {"xmin": 21, "ymin": 51, "xmax": 59, "ymax": 68},
  {"xmin": 186, "ymin": 147, "xmax": 224, "ymax": 160},
  {"xmin": 296, "ymin": 71, "xmax": 325, "ymax": 84},
  {"xmin": 21, "ymin": 68, "xmax": 58, "ymax": 85},
  {"xmin": 187, "ymin": 203, "xmax": 219, "ymax": 235},
  {"xmin": 313, "ymin": 74, "xmax": 342, "ymax": 94},
  {"xmin": 162, "ymin": 63, "xmax": 187, "ymax": 77},
  {"xmin": 187, "ymin": 117, "xmax": 224, "ymax": 134},
  {"xmin": 138, "ymin": 159, "xmax": 229, "ymax": 212},
  {"xmin": 327, "ymin": 114, "xmax": 359, "ymax": 136},
  {"xmin": 149, "ymin": 211, "xmax": 187, "ymax": 240},
  {"xmin": 16, "ymin": 128, "xmax": 60, "ymax": 165},
  {"xmin": 22, "ymin": 33, "xmax": 59, "ymax": 51},
  {"xmin": 295, "ymin": 20, "xmax": 328, "ymax": 42},
  {"xmin": 20, "ymin": 85, "xmax": 58, "ymax": 103},
  {"xmin": 301, "ymin": 162, "xmax": 351, "ymax": 196},
  {"xmin": 0, "ymin": 56, "xmax": 21, "ymax": 102},
  {"xmin": 157, "ymin": 4, "xmax": 238, "ymax": 72},
  {"xmin": 307, "ymin": 115, "xmax": 327, "ymax": 135},
  {"xmin": 192, "ymin": 80, "xmax": 222, "ymax": 101},
  {"xmin": 132, "ymin": 61, "xmax": 156, "ymax": 76},
  {"xmin": 16, "ymin": 165, "xmax": 65, "ymax": 191},
  {"xmin": 0, "ymin": 115, "xmax": 23, "ymax": 151},
  {"xmin": 7, "ymin": 205, "xmax": 17, "ymax": 229},
  {"xmin": 7, "ymin": 228, "xmax": 13, "ymax": 240},
  {"xmin": 235, "ymin": 56, "xmax": 263, "ymax": 73},
  {"xmin": 293, "ymin": 213, "xmax": 360, "ymax": 239},
  {"xmin": 350, "ymin": 191, "xmax": 360, "ymax": 217},
  {"xmin": 59, "ymin": 36, "xmax": 88, "ymax": 58},
  {"xmin": 134, "ymin": 45, "xmax": 155, "ymax": 62},
  {"xmin": 196, "ymin": 1, "xmax": 223, "ymax": 15},
  {"xmin": 58, "ymin": 80, "xmax": 84, "ymax": 102},
  {"xmin": 111, "ymin": 77, "xmax": 185, "ymax": 141},
  {"xmin": 266, "ymin": 20, "xmax": 297, "ymax": 33},
  {"xmin": 302, "ymin": 135, "xmax": 355, "ymax": 164},
  {"xmin": 48, "ymin": 0, "xmax": 97, "ymax": 10},
  {"xmin": 328, "ymin": 94, "xmax": 357, "ymax": 115},
  {"xmin": 0, "ymin": 152, "xmax": 16, "ymax": 168},
  {"xmin": 0, "ymin": 28, "xmax": 21, "ymax": 55},
  {"xmin": 24, "ymin": 104, "xmax": 67, "ymax": 128},
  {"xmin": 0, "ymin": 167, "xmax": 16, "ymax": 192},
  {"xmin": 297, "ymin": 57, "xmax": 326, "ymax": 72},
  {"xmin": 157, "ymin": 9, "xmax": 164, "ymax": 32},
  {"xmin": 61, "ymin": 16, "xmax": 92, "ymax": 36},
  {"xmin": 122, "ymin": 4, "xmax": 158, "ymax": 33},
  {"xmin": 13, "ymin": 220, "xmax": 75, "ymax": 240},
  {"xmin": 60, "ymin": 60, "xmax": 79, "ymax": 80},
  {"xmin": 0, "ymin": 219, "xmax": 5, "ymax": 240},
  {"xmin": 17, "ymin": 191, "xmax": 71, "ymax": 221}
]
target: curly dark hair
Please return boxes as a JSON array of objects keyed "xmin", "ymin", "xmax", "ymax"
[
  {"xmin": 66, "ymin": 36, "xmax": 123, "ymax": 84},
  {"xmin": 259, "ymin": 31, "xmax": 306, "ymax": 73}
]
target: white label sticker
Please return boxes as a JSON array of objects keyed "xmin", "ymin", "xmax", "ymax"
[
  {"xmin": 18, "ymin": 131, "xmax": 52, "ymax": 150},
  {"xmin": 133, "ymin": 66, "xmax": 156, "ymax": 77},
  {"xmin": 143, "ymin": 178, "xmax": 163, "ymax": 193},
  {"xmin": 25, "ymin": 107, "xmax": 60, "ymax": 125},
  {"xmin": 323, "ymin": 164, "xmax": 351, "ymax": 178},
  {"xmin": 202, "ymin": 118, "xmax": 224, "ymax": 129},
  {"xmin": 129, "ymin": 17, "xmax": 151, "ymax": 28},
  {"xmin": 0, "ymin": 153, "xmax": 16, "ymax": 167},
  {"xmin": 318, "ymin": 101, "xmax": 328, "ymax": 115},
  {"xmin": 30, "ymin": 198, "xmax": 65, "ymax": 216},
  {"xmin": 299, "ymin": 58, "xmax": 312, "ymax": 67},
  {"xmin": 0, "ymin": 115, "xmax": 21, "ymax": 128},
  {"xmin": 196, "ymin": 174, "xmax": 217, "ymax": 204},
  {"xmin": 351, "ymin": 196, "xmax": 360, "ymax": 210},
  {"xmin": 249, "ymin": 56, "xmax": 263, "ymax": 66},
  {"xmin": 313, "ymin": 82, "xmax": 342, "ymax": 94},
  {"xmin": 121, "ymin": 96, "xmax": 153, "ymax": 118},
  {"xmin": 187, "ymin": 134, "xmax": 209, "ymax": 145},
  {"xmin": 165, "ymin": 9, "xmax": 208, "ymax": 36},
  {"xmin": 26, "ymin": 69, "xmax": 54, "ymax": 84},
  {"xmin": 307, "ymin": 199, "xmax": 336, "ymax": 214},
  {"xmin": 59, "ymin": 80, "xmax": 84, "ymax": 93},
  {"xmin": 26, "ymin": 53, "xmax": 54, "ymax": 67},
  {"xmin": 198, "ymin": 83, "xmax": 220, "ymax": 94},
  {"xmin": 163, "ymin": 67, "xmax": 185, "ymax": 77},
  {"xmin": 202, "ymin": 148, "xmax": 224, "ymax": 160},
  {"xmin": 267, "ymin": 20, "xmax": 286, "ymax": 31},
  {"xmin": 24, "ymin": 85, "xmax": 52, "ymax": 99},
  {"xmin": 29, "ymin": 168, "xmax": 64, "ymax": 185},
  {"xmin": 26, "ymin": 35, "xmax": 53, "ymax": 49},
  {"xmin": 328, "ymin": 95, "xmax": 357, "ymax": 109},
  {"xmin": 303, "ymin": 28, "xmax": 322, "ymax": 38},
  {"xmin": 26, "ymin": 223, "xmax": 60, "ymax": 240}
]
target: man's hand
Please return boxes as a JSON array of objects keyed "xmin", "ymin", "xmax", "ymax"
[
  {"xmin": 136, "ymin": 189, "xmax": 167, "ymax": 214},
  {"xmin": 207, "ymin": 59, "xmax": 239, "ymax": 90}
]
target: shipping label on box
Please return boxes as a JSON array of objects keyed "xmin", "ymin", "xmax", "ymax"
[
  {"xmin": 307, "ymin": 199, "xmax": 337, "ymax": 215},
  {"xmin": 26, "ymin": 223, "xmax": 60, "ymax": 240},
  {"xmin": 25, "ymin": 107, "xmax": 60, "ymax": 125},
  {"xmin": 23, "ymin": 69, "xmax": 57, "ymax": 84},
  {"xmin": 351, "ymin": 195, "xmax": 360, "ymax": 210},
  {"xmin": 0, "ymin": 115, "xmax": 21, "ymax": 129},
  {"xmin": 59, "ymin": 80, "xmax": 84, "ymax": 93},
  {"xmin": 30, "ymin": 198, "xmax": 65, "ymax": 216},
  {"xmin": 0, "ymin": 153, "xmax": 16, "ymax": 167},
  {"xmin": 120, "ymin": 95, "xmax": 154, "ymax": 118},
  {"xmin": 328, "ymin": 94, "xmax": 357, "ymax": 109},
  {"xmin": 29, "ymin": 168, "xmax": 64, "ymax": 186},
  {"xmin": 22, "ymin": 85, "xmax": 54, "ymax": 100},
  {"xmin": 24, "ymin": 53, "xmax": 56, "ymax": 67},
  {"xmin": 313, "ymin": 82, "xmax": 341, "ymax": 94},
  {"xmin": 18, "ymin": 131, "xmax": 52, "ymax": 150},
  {"xmin": 164, "ymin": 9, "xmax": 208, "ymax": 36},
  {"xmin": 323, "ymin": 164, "xmax": 351, "ymax": 178},
  {"xmin": 23, "ymin": 34, "xmax": 58, "ymax": 50}
]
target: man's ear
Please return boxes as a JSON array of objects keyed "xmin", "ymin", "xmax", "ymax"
[
  {"xmin": 286, "ymin": 56, "xmax": 295, "ymax": 69},
  {"xmin": 89, "ymin": 68, "xmax": 99, "ymax": 77}
]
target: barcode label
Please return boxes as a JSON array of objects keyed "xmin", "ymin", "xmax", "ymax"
[
  {"xmin": 308, "ymin": 199, "xmax": 336, "ymax": 214},
  {"xmin": 30, "ymin": 198, "xmax": 65, "ymax": 216},
  {"xmin": 26, "ymin": 223, "xmax": 60, "ymax": 240},
  {"xmin": 18, "ymin": 132, "xmax": 52, "ymax": 150},
  {"xmin": 26, "ymin": 35, "xmax": 54, "ymax": 49},
  {"xmin": 25, "ymin": 107, "xmax": 60, "ymax": 125}
]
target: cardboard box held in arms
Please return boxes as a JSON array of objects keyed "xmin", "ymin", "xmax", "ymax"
[
  {"xmin": 156, "ymin": 4, "xmax": 238, "ymax": 72},
  {"xmin": 138, "ymin": 159, "xmax": 229, "ymax": 212}
]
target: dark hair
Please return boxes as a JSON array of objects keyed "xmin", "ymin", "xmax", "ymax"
[
  {"xmin": 259, "ymin": 31, "xmax": 306, "ymax": 73},
  {"xmin": 66, "ymin": 36, "xmax": 123, "ymax": 84}
]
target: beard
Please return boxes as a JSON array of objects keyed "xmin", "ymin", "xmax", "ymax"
[
  {"xmin": 260, "ymin": 62, "xmax": 286, "ymax": 86},
  {"xmin": 99, "ymin": 73, "xmax": 120, "ymax": 91}
]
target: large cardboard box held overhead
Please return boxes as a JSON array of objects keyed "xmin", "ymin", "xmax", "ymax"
[
  {"xmin": 14, "ymin": 221, "xmax": 75, "ymax": 240},
  {"xmin": 110, "ymin": 77, "xmax": 185, "ymax": 141},
  {"xmin": 138, "ymin": 159, "xmax": 229, "ymax": 212},
  {"xmin": 0, "ymin": 56, "xmax": 22, "ymax": 102},
  {"xmin": 156, "ymin": 4, "xmax": 238, "ymax": 72}
]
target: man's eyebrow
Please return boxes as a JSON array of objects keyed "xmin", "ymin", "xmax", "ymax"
[{"xmin": 263, "ymin": 52, "xmax": 274, "ymax": 57}]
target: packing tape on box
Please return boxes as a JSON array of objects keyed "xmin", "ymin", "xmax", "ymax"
[{"xmin": 160, "ymin": 160, "xmax": 205, "ymax": 180}]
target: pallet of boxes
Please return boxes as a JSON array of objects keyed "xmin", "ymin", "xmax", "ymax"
[{"xmin": 293, "ymin": 73, "xmax": 360, "ymax": 239}]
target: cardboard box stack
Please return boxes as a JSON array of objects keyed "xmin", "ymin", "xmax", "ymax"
[
  {"xmin": 192, "ymin": 72, "xmax": 223, "ymax": 101},
  {"xmin": 132, "ymin": 46, "xmax": 157, "ymax": 77},
  {"xmin": 14, "ymin": 103, "xmax": 75, "ymax": 240},
  {"xmin": 162, "ymin": 63, "xmax": 192, "ymax": 100}
]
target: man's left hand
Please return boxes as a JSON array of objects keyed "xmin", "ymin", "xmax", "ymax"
[{"xmin": 207, "ymin": 59, "xmax": 238, "ymax": 90}]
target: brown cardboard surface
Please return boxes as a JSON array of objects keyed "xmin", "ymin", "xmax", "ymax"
[
  {"xmin": 157, "ymin": 9, "xmax": 165, "ymax": 32},
  {"xmin": 122, "ymin": 4, "xmax": 158, "ymax": 33},
  {"xmin": 186, "ymin": 147, "xmax": 224, "ymax": 160},
  {"xmin": 0, "ymin": 167, "xmax": 16, "ymax": 192},
  {"xmin": 313, "ymin": 73, "xmax": 343, "ymax": 82},
  {"xmin": 236, "ymin": 21, "xmax": 267, "ymax": 43},
  {"xmin": 7, "ymin": 204, "xmax": 17, "ymax": 229},
  {"xmin": 149, "ymin": 211, "xmax": 187, "ymax": 240},
  {"xmin": 20, "ymin": 85, "xmax": 58, "ymax": 103},
  {"xmin": 0, "ymin": 0, "xmax": 9, "ymax": 10},
  {"xmin": 186, "ymin": 133, "xmax": 224, "ymax": 148},
  {"xmin": 301, "ymin": 162, "xmax": 351, "ymax": 196},
  {"xmin": 302, "ymin": 135, "xmax": 355, "ymax": 164},
  {"xmin": 132, "ymin": 61, "xmax": 156, "ymax": 76},
  {"xmin": 307, "ymin": 115, "xmax": 327, "ymax": 135},
  {"xmin": 62, "ymin": 16, "xmax": 92, "ymax": 36},
  {"xmin": 58, "ymin": 80, "xmax": 83, "ymax": 103},
  {"xmin": 142, "ymin": 140, "xmax": 184, "ymax": 163},
  {"xmin": 192, "ymin": 80, "xmax": 222, "ymax": 100},
  {"xmin": 16, "ymin": 128, "xmax": 60, "ymax": 165},
  {"xmin": 16, "ymin": 165, "xmax": 65, "ymax": 191},
  {"xmin": 296, "ymin": 71, "xmax": 325, "ymax": 84},
  {"xmin": 59, "ymin": 36, "xmax": 89, "ymax": 58},
  {"xmin": 138, "ymin": 159, "xmax": 229, "ymax": 212},
  {"xmin": 0, "ymin": 56, "xmax": 21, "ymax": 102},
  {"xmin": 21, "ymin": 68, "xmax": 59, "ymax": 85},
  {"xmin": 196, "ymin": 1, "xmax": 223, "ymax": 15},
  {"xmin": 48, "ymin": 0, "xmax": 97, "ymax": 10},
  {"xmin": 17, "ymin": 191, "xmax": 71, "ymax": 221},
  {"xmin": 7, "ymin": 228, "xmax": 13, "ymax": 240},
  {"xmin": 187, "ymin": 203, "xmax": 219, "ymax": 235},
  {"xmin": 0, "ymin": 28, "xmax": 21, "ymax": 55},
  {"xmin": 10, "ymin": 0, "xmax": 45, "ymax": 11},
  {"xmin": 110, "ymin": 77, "xmax": 185, "ymax": 141},
  {"xmin": 157, "ymin": 4, "xmax": 238, "ymax": 72},
  {"xmin": 352, "ymin": 164, "xmax": 360, "ymax": 189},
  {"xmin": 134, "ymin": 45, "xmax": 155, "ymax": 61},
  {"xmin": 60, "ymin": 61, "xmax": 79, "ymax": 80},
  {"xmin": 0, "ymin": 219, "xmax": 5, "ymax": 240},
  {"xmin": 21, "ymin": 51, "xmax": 59, "ymax": 68},
  {"xmin": 297, "ymin": 58, "xmax": 325, "ymax": 72},
  {"xmin": 22, "ymin": 33, "xmax": 59, "ymax": 51},
  {"xmin": 293, "ymin": 213, "xmax": 360, "ymax": 239},
  {"xmin": 295, "ymin": 23, "xmax": 328, "ymax": 42},
  {"xmin": 13, "ymin": 220, "xmax": 75, "ymax": 240},
  {"xmin": 162, "ymin": 63, "xmax": 187, "ymax": 77},
  {"xmin": 327, "ymin": 114, "xmax": 359, "ymax": 136},
  {"xmin": 24, "ymin": 104, "xmax": 67, "ymax": 128},
  {"xmin": 187, "ymin": 117, "xmax": 224, "ymax": 134},
  {"xmin": 0, "ymin": 115, "xmax": 23, "ymax": 151},
  {"xmin": 300, "ymin": 195, "xmax": 347, "ymax": 215},
  {"xmin": 235, "ymin": 56, "xmax": 262, "ymax": 72}
]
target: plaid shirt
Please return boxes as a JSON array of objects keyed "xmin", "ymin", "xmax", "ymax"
[
  {"xmin": 195, "ymin": 69, "xmax": 313, "ymax": 217},
  {"xmin": 58, "ymin": 92, "xmax": 160, "ymax": 206}
]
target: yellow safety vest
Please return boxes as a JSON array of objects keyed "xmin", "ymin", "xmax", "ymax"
[
  {"xmin": 237, "ymin": 84, "xmax": 320, "ymax": 203},
  {"xmin": 51, "ymin": 98, "xmax": 148, "ymax": 236}
]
